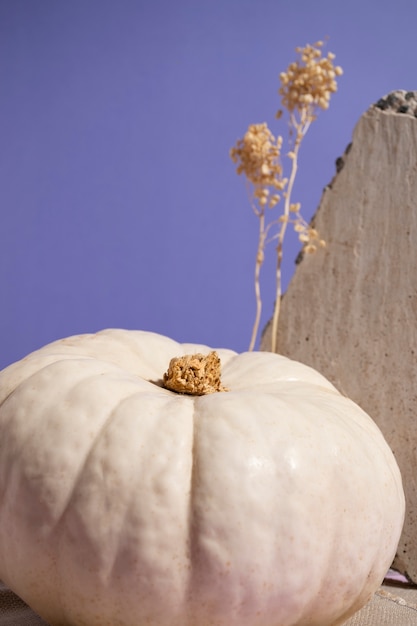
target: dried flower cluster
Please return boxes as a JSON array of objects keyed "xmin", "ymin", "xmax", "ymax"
[
  {"xmin": 279, "ymin": 41, "xmax": 343, "ymax": 114},
  {"xmin": 230, "ymin": 124, "xmax": 286, "ymax": 208},
  {"xmin": 282, "ymin": 204, "xmax": 326, "ymax": 254},
  {"xmin": 230, "ymin": 40, "xmax": 342, "ymax": 352}
]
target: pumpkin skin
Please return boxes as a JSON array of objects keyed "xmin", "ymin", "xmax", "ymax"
[{"xmin": 0, "ymin": 329, "xmax": 404, "ymax": 626}]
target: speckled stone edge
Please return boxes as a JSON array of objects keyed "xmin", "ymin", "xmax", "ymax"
[{"xmin": 373, "ymin": 90, "xmax": 417, "ymax": 117}]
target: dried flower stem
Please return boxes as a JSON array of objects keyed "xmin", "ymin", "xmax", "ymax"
[
  {"xmin": 230, "ymin": 41, "xmax": 342, "ymax": 352},
  {"xmin": 270, "ymin": 111, "xmax": 311, "ymax": 353},
  {"xmin": 249, "ymin": 209, "xmax": 267, "ymax": 352}
]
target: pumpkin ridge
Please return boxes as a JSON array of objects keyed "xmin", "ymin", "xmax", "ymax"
[
  {"xmin": 52, "ymin": 380, "xmax": 164, "ymax": 527},
  {"xmin": 184, "ymin": 399, "xmax": 198, "ymax": 625}
]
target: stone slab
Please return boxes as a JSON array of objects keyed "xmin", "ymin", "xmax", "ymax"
[{"xmin": 262, "ymin": 91, "xmax": 417, "ymax": 582}]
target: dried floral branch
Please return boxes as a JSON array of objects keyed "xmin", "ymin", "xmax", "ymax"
[
  {"xmin": 230, "ymin": 124, "xmax": 287, "ymax": 351},
  {"xmin": 230, "ymin": 40, "xmax": 342, "ymax": 352}
]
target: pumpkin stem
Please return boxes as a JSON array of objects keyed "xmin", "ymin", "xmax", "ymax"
[{"xmin": 163, "ymin": 351, "xmax": 227, "ymax": 395}]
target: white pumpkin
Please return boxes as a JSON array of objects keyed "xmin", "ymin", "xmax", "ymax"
[{"xmin": 0, "ymin": 329, "xmax": 404, "ymax": 626}]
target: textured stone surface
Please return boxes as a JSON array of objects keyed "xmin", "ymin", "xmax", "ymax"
[{"xmin": 262, "ymin": 92, "xmax": 417, "ymax": 583}]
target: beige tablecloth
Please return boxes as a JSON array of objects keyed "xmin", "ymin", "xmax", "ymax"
[{"xmin": 1, "ymin": 579, "xmax": 417, "ymax": 625}]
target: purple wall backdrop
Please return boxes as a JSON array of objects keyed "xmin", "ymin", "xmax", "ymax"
[{"xmin": 1, "ymin": 0, "xmax": 416, "ymax": 368}]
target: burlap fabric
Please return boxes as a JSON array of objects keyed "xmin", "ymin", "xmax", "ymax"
[
  {"xmin": 0, "ymin": 581, "xmax": 45, "ymax": 625},
  {"xmin": 1, "ymin": 580, "xmax": 417, "ymax": 625}
]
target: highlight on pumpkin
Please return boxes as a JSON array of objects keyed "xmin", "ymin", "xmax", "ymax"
[{"xmin": 230, "ymin": 40, "xmax": 342, "ymax": 353}]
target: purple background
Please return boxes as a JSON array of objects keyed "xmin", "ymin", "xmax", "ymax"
[{"xmin": 1, "ymin": 0, "xmax": 416, "ymax": 369}]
